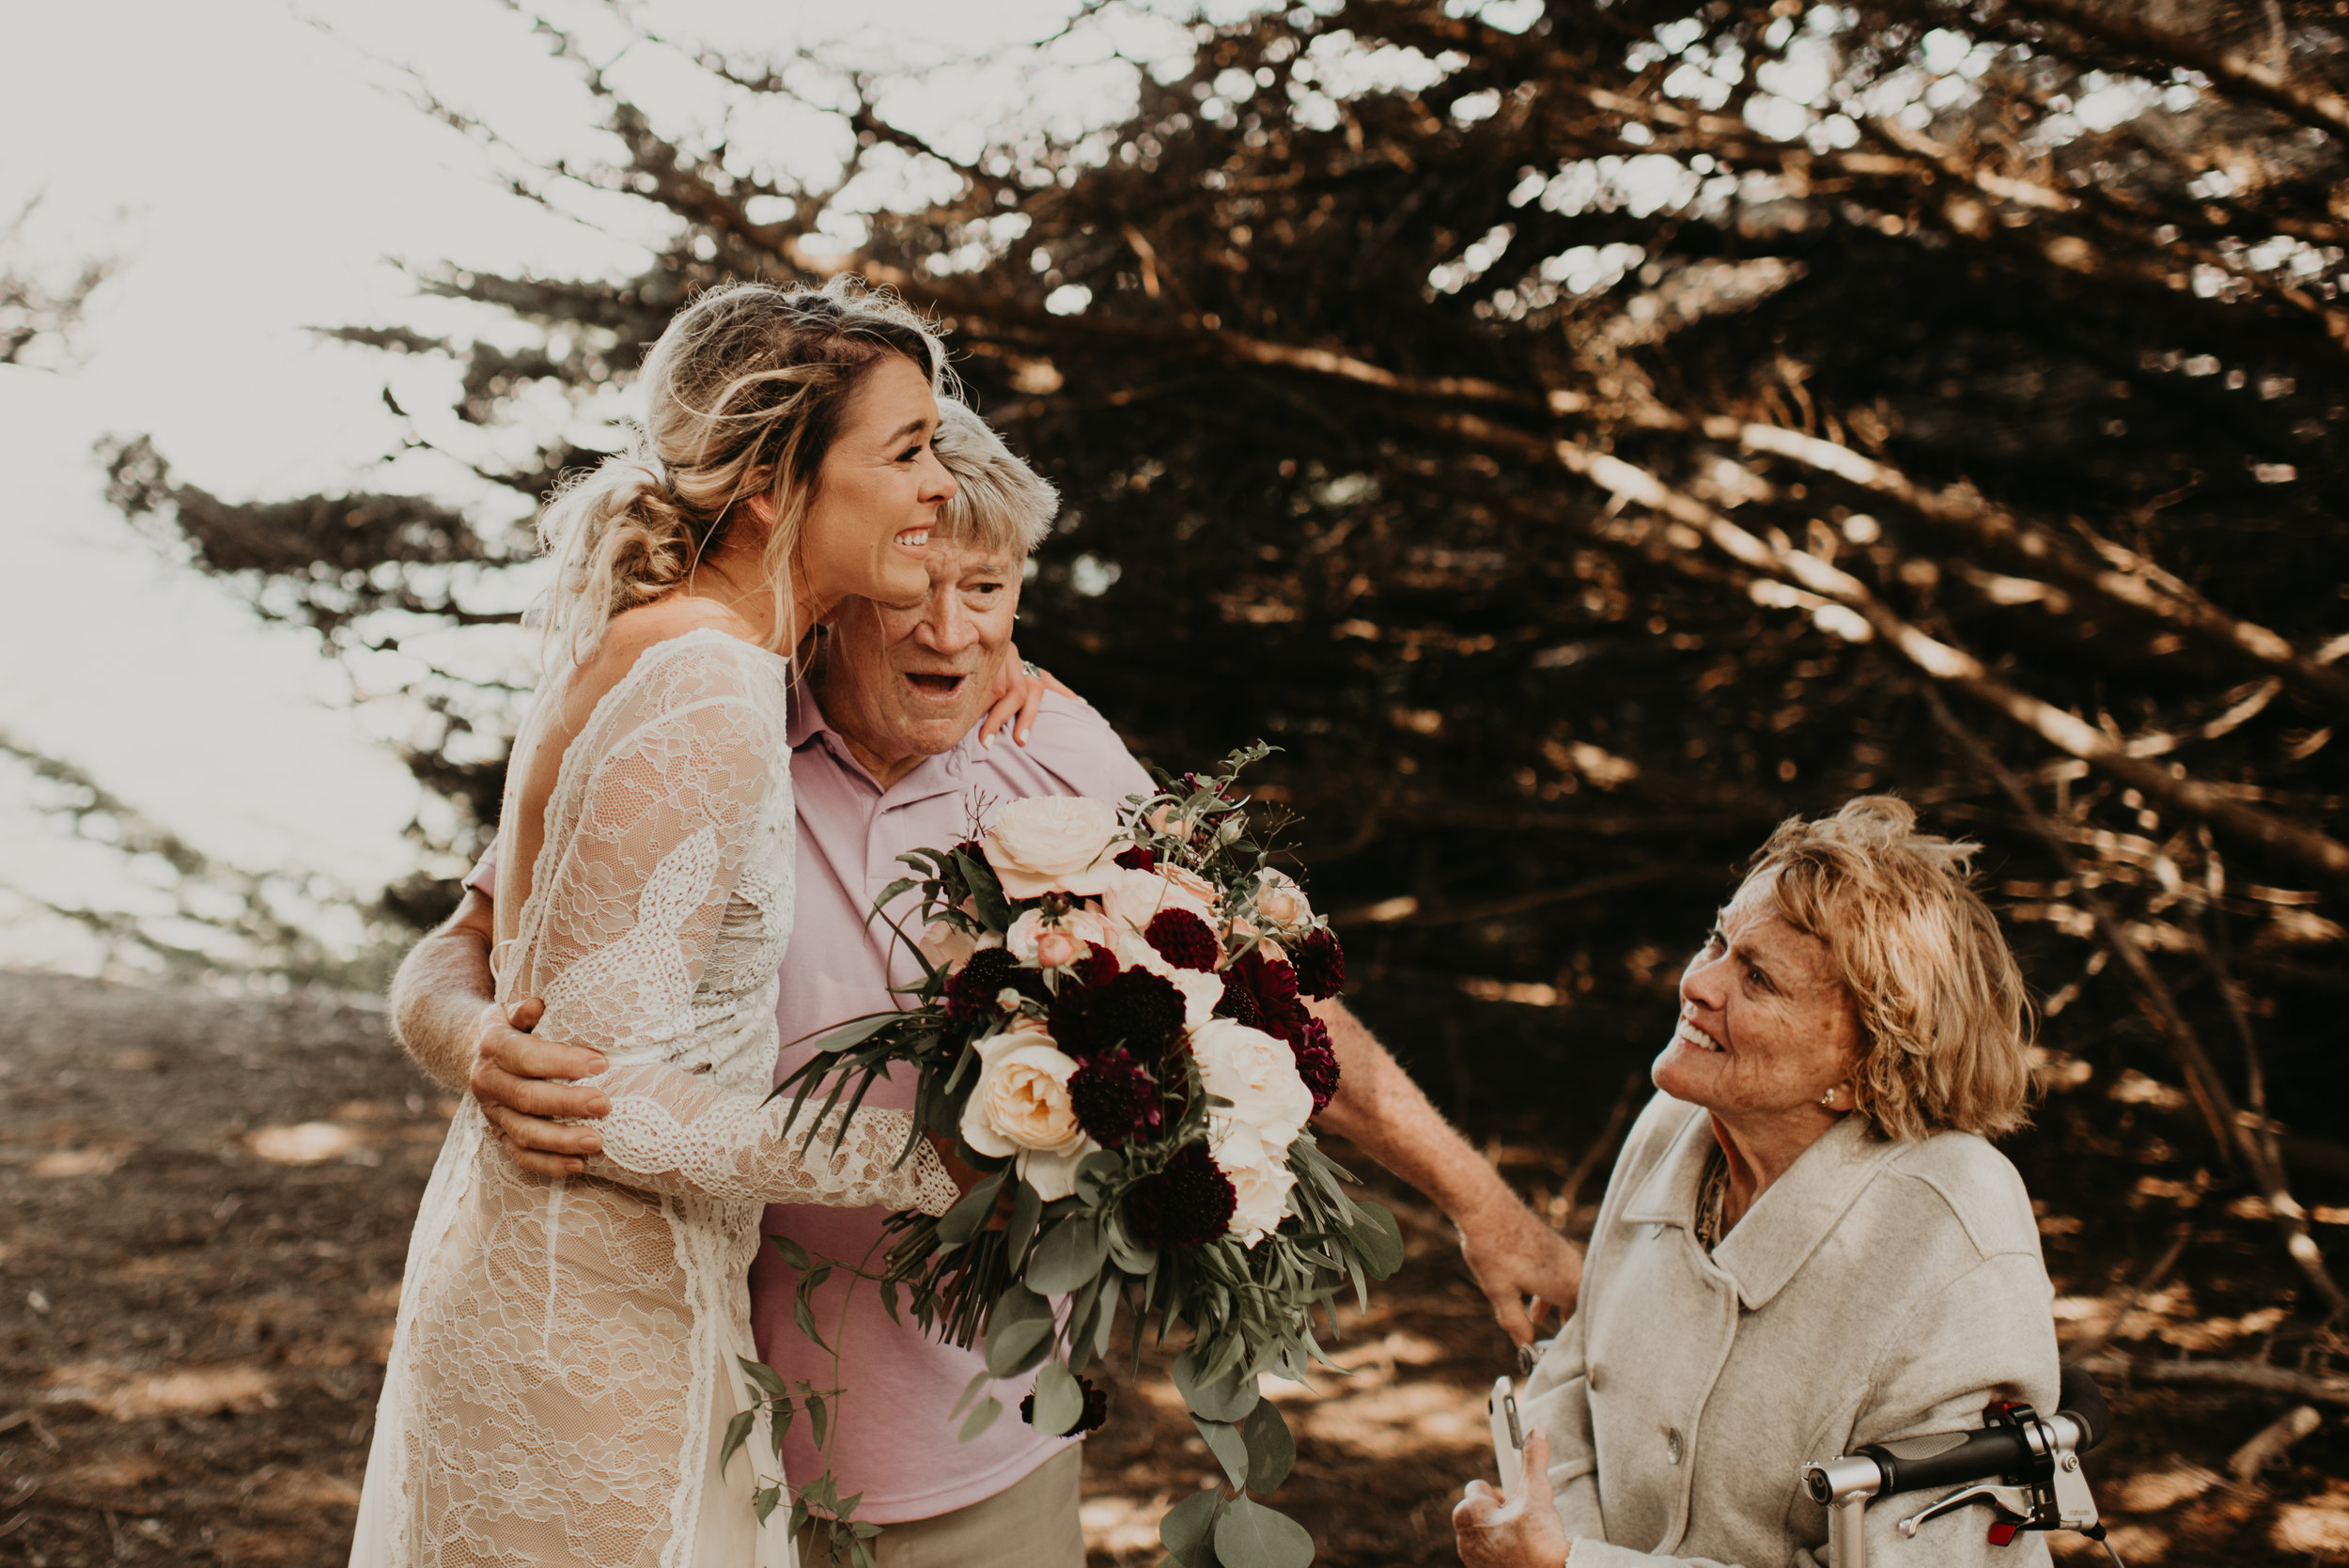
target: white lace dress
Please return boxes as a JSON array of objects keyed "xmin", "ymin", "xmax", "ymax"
[{"xmin": 351, "ymin": 629, "xmax": 959, "ymax": 1568}]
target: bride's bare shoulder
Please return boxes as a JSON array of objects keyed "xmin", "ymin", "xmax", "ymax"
[{"xmin": 557, "ymin": 598, "xmax": 772, "ymax": 718}]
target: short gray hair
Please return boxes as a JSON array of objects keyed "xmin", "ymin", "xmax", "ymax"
[{"xmin": 932, "ymin": 399, "xmax": 1057, "ymax": 556}]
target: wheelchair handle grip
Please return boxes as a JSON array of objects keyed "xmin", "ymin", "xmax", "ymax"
[
  {"xmin": 1853, "ymin": 1426, "xmax": 2032, "ymax": 1497},
  {"xmin": 2057, "ymin": 1360, "xmax": 2111, "ymax": 1452}
]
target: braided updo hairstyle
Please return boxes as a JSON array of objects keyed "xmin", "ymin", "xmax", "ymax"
[{"xmin": 536, "ymin": 275, "xmax": 949, "ymax": 665}]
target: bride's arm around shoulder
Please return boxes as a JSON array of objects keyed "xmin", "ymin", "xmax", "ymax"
[{"xmin": 525, "ymin": 603, "xmax": 960, "ymax": 1218}]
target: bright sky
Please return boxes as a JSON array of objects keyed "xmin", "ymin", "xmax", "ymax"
[{"xmin": 0, "ymin": 0, "xmax": 1202, "ymax": 972}]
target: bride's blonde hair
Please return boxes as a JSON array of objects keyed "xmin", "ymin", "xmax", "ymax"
[{"xmin": 536, "ymin": 276, "xmax": 948, "ymax": 665}]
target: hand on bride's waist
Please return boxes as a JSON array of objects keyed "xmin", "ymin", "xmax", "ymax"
[{"xmin": 469, "ymin": 995, "xmax": 612, "ymax": 1178}]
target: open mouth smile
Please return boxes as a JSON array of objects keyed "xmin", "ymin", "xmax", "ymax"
[
  {"xmin": 902, "ymin": 671, "xmax": 969, "ymax": 698},
  {"xmin": 1674, "ymin": 1014, "xmax": 1726, "ymax": 1054},
  {"xmin": 894, "ymin": 526, "xmax": 931, "ymax": 551}
]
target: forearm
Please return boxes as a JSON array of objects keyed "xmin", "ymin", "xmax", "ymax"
[
  {"xmin": 1312, "ymin": 998, "xmax": 1522, "ymax": 1228},
  {"xmin": 387, "ymin": 913, "xmax": 497, "ymax": 1095},
  {"xmin": 579, "ymin": 1071, "xmax": 957, "ymax": 1213}
]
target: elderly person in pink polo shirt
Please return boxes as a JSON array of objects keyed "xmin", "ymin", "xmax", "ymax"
[{"xmin": 388, "ymin": 400, "xmax": 1581, "ymax": 1566}]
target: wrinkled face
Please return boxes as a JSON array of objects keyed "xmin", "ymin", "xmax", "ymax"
[
  {"xmin": 1652, "ymin": 876, "xmax": 1861, "ymax": 1125},
  {"xmin": 797, "ymin": 353, "xmax": 957, "ymax": 613},
  {"xmin": 818, "ymin": 536, "xmax": 1022, "ymax": 774}
]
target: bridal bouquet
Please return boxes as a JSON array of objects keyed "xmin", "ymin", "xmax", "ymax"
[{"xmin": 777, "ymin": 745, "xmax": 1403, "ymax": 1568}]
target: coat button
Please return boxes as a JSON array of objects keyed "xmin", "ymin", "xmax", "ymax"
[
  {"xmin": 1665, "ymin": 1427, "xmax": 1684, "ymax": 1466},
  {"xmin": 1587, "ymin": 1364, "xmax": 1601, "ymax": 1394}
]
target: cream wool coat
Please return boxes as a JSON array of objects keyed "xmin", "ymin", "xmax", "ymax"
[{"xmin": 1517, "ymin": 1093, "xmax": 2060, "ymax": 1567}]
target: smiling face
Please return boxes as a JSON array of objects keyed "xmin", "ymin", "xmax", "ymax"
[
  {"xmin": 816, "ymin": 536, "xmax": 1022, "ymax": 786},
  {"xmin": 794, "ymin": 352, "xmax": 957, "ymax": 616},
  {"xmin": 1653, "ymin": 875, "xmax": 1862, "ymax": 1139}
]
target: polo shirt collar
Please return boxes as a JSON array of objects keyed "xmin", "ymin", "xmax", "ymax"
[{"xmin": 1619, "ymin": 1099, "xmax": 1902, "ymax": 1310}]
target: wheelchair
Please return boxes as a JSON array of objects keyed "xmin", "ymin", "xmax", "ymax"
[{"xmin": 1799, "ymin": 1363, "xmax": 2122, "ymax": 1568}]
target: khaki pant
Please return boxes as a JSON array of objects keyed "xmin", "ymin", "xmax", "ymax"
[{"xmin": 801, "ymin": 1445, "xmax": 1085, "ymax": 1568}]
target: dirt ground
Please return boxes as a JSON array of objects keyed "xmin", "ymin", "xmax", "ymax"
[{"xmin": 3, "ymin": 969, "xmax": 2346, "ymax": 1566}]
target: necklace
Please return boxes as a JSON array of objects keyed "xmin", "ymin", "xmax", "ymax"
[{"xmin": 1692, "ymin": 1145, "xmax": 1730, "ymax": 1251}]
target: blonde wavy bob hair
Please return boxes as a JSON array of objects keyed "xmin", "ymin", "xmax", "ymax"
[
  {"xmin": 931, "ymin": 399, "xmax": 1058, "ymax": 556},
  {"xmin": 1744, "ymin": 796, "xmax": 2033, "ymax": 1143},
  {"xmin": 536, "ymin": 276, "xmax": 948, "ymax": 665}
]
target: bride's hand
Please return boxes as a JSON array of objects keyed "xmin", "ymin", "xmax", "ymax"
[{"xmin": 977, "ymin": 643, "xmax": 1081, "ymax": 750}]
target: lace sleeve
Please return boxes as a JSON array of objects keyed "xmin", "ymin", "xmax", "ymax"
[
  {"xmin": 521, "ymin": 637, "xmax": 957, "ymax": 1217},
  {"xmin": 582, "ymin": 1075, "xmax": 960, "ymax": 1215}
]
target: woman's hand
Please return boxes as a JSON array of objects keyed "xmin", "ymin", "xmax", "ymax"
[
  {"xmin": 1454, "ymin": 1427, "xmax": 1571, "ymax": 1567},
  {"xmin": 977, "ymin": 643, "xmax": 1081, "ymax": 749}
]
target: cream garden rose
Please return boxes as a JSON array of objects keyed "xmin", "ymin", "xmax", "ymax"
[
  {"xmin": 1207, "ymin": 1117, "xmax": 1299, "ymax": 1248},
  {"xmin": 959, "ymin": 1030, "xmax": 1098, "ymax": 1201},
  {"xmin": 1188, "ymin": 1017, "xmax": 1313, "ymax": 1152},
  {"xmin": 983, "ymin": 796, "xmax": 1123, "ymax": 898}
]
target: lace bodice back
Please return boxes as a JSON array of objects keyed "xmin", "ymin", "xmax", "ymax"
[
  {"xmin": 352, "ymin": 629, "xmax": 956, "ymax": 1568},
  {"xmin": 494, "ymin": 628, "xmax": 796, "ymax": 1091}
]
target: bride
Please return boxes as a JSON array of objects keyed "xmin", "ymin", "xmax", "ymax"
[{"xmin": 351, "ymin": 278, "xmax": 975, "ymax": 1567}]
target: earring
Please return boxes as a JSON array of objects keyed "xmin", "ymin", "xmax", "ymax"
[{"xmin": 1820, "ymin": 1088, "xmax": 1838, "ymax": 1110}]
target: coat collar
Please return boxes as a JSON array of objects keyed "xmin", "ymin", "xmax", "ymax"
[{"xmin": 1619, "ymin": 1098, "xmax": 1905, "ymax": 1311}]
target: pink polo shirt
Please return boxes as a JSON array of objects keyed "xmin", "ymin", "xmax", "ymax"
[{"xmin": 470, "ymin": 684, "xmax": 1151, "ymax": 1521}]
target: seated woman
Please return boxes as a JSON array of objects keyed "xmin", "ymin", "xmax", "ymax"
[{"xmin": 1456, "ymin": 798, "xmax": 2056, "ymax": 1568}]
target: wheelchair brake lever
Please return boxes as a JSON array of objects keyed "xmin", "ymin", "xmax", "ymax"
[{"xmin": 1896, "ymin": 1482, "xmax": 2034, "ymax": 1538}]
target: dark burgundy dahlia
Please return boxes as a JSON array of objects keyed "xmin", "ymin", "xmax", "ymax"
[
  {"xmin": 1123, "ymin": 1141, "xmax": 1237, "ymax": 1250},
  {"xmin": 1215, "ymin": 947, "xmax": 1305, "ymax": 1035},
  {"xmin": 943, "ymin": 947, "xmax": 1045, "ymax": 1023},
  {"xmin": 1294, "ymin": 927, "xmax": 1346, "ymax": 1001},
  {"xmin": 1143, "ymin": 908, "xmax": 1220, "ymax": 971},
  {"xmin": 1050, "ymin": 967, "xmax": 1185, "ymax": 1060},
  {"xmin": 1112, "ymin": 845, "xmax": 1158, "ymax": 872},
  {"xmin": 1020, "ymin": 1376, "xmax": 1110, "ymax": 1436},
  {"xmin": 1286, "ymin": 1015, "xmax": 1342, "ymax": 1115},
  {"xmin": 1066, "ymin": 1048, "xmax": 1162, "ymax": 1148}
]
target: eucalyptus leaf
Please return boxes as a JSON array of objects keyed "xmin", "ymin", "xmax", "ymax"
[
  {"xmin": 936, "ymin": 1168, "xmax": 1006, "ymax": 1248},
  {"xmin": 1213, "ymin": 1495, "xmax": 1315, "ymax": 1568},
  {"xmin": 1241, "ymin": 1399, "xmax": 1297, "ymax": 1493},
  {"xmin": 754, "ymin": 1484, "xmax": 782, "ymax": 1527},
  {"xmin": 1072, "ymin": 1149, "xmax": 1124, "ymax": 1203},
  {"xmin": 949, "ymin": 1366, "xmax": 994, "ymax": 1420},
  {"xmin": 1025, "ymin": 1216, "xmax": 1112, "ymax": 1294},
  {"xmin": 957, "ymin": 1393, "xmax": 1003, "ymax": 1441},
  {"xmin": 1032, "ymin": 1358, "xmax": 1083, "ymax": 1435},
  {"xmin": 1190, "ymin": 1413, "xmax": 1251, "ymax": 1490},
  {"xmin": 1005, "ymin": 1179, "xmax": 1045, "ymax": 1265},
  {"xmin": 768, "ymin": 1234, "xmax": 813, "ymax": 1271},
  {"xmin": 1107, "ymin": 1219, "xmax": 1159, "ymax": 1276},
  {"xmin": 1158, "ymin": 1486, "xmax": 1225, "ymax": 1568},
  {"xmin": 807, "ymin": 1389, "xmax": 829, "ymax": 1451},
  {"xmin": 983, "ymin": 1314, "xmax": 1052, "ymax": 1377},
  {"xmin": 1173, "ymin": 1345, "xmax": 1260, "ymax": 1423}
]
